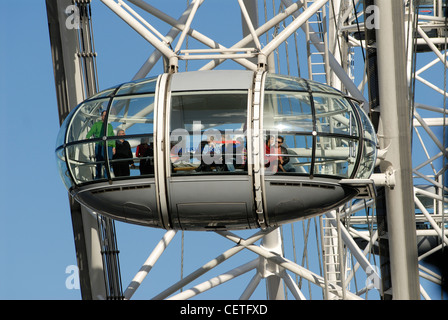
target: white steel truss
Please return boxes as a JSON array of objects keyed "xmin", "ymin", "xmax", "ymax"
[{"xmin": 49, "ymin": 0, "xmax": 448, "ymax": 300}]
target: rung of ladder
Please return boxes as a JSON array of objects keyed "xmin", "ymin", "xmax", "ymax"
[{"xmin": 309, "ymin": 43, "xmax": 325, "ymax": 47}]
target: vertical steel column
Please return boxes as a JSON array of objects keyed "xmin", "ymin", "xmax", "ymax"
[
  {"xmin": 363, "ymin": 0, "xmax": 392, "ymax": 299},
  {"xmin": 240, "ymin": 0, "xmax": 284, "ymax": 299},
  {"xmin": 261, "ymin": 229, "xmax": 286, "ymax": 300},
  {"xmin": 46, "ymin": 0, "xmax": 84, "ymax": 123},
  {"xmin": 328, "ymin": 0, "xmax": 343, "ymax": 90},
  {"xmin": 240, "ymin": 0, "xmax": 265, "ymax": 68},
  {"xmin": 46, "ymin": 0, "xmax": 107, "ymax": 300},
  {"xmin": 374, "ymin": 0, "xmax": 420, "ymax": 299}
]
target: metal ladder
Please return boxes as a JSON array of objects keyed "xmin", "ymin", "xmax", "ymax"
[
  {"xmin": 305, "ymin": 0, "xmax": 330, "ymax": 84},
  {"xmin": 320, "ymin": 211, "xmax": 347, "ymax": 299},
  {"xmin": 97, "ymin": 215, "xmax": 124, "ymax": 300}
]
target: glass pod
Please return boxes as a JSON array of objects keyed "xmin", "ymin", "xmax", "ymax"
[{"xmin": 55, "ymin": 70, "xmax": 377, "ymax": 230}]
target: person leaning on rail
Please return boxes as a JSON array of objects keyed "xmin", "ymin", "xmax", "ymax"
[
  {"xmin": 86, "ymin": 110, "xmax": 116, "ymax": 179},
  {"xmin": 112, "ymin": 129, "xmax": 135, "ymax": 177}
]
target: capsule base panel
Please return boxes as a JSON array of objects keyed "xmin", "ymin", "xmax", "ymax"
[{"xmin": 72, "ymin": 179, "xmax": 161, "ymax": 228}]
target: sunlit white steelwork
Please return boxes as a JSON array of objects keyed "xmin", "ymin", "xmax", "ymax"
[{"xmin": 48, "ymin": 0, "xmax": 448, "ymax": 300}]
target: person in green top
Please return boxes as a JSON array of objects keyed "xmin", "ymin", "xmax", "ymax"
[{"xmin": 86, "ymin": 110, "xmax": 116, "ymax": 179}]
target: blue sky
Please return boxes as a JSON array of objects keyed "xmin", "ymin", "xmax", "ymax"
[
  {"xmin": 0, "ymin": 2, "xmax": 76, "ymax": 299},
  {"xmin": 0, "ymin": 0, "xmax": 275, "ymax": 300},
  {"xmin": 0, "ymin": 1, "xmax": 446, "ymax": 300}
]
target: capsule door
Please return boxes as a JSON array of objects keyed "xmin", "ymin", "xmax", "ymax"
[{"xmin": 164, "ymin": 88, "xmax": 257, "ymax": 230}]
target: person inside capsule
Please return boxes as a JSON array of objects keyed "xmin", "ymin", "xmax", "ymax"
[
  {"xmin": 111, "ymin": 129, "xmax": 134, "ymax": 177},
  {"xmin": 86, "ymin": 110, "xmax": 115, "ymax": 179},
  {"xmin": 136, "ymin": 138, "xmax": 154, "ymax": 175},
  {"xmin": 234, "ymin": 137, "xmax": 247, "ymax": 170},
  {"xmin": 277, "ymin": 135, "xmax": 296, "ymax": 173},
  {"xmin": 221, "ymin": 135, "xmax": 237, "ymax": 172},
  {"xmin": 265, "ymin": 135, "xmax": 287, "ymax": 173},
  {"xmin": 195, "ymin": 136, "xmax": 221, "ymax": 172},
  {"xmin": 54, "ymin": 71, "xmax": 379, "ymax": 230}
]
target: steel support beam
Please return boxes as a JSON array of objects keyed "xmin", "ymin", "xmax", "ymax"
[
  {"xmin": 374, "ymin": 0, "xmax": 420, "ymax": 299},
  {"xmin": 280, "ymin": 0, "xmax": 367, "ymax": 103},
  {"xmin": 124, "ymin": 230, "xmax": 177, "ymax": 299},
  {"xmin": 262, "ymin": 0, "xmax": 329, "ymax": 57},
  {"xmin": 46, "ymin": 0, "xmax": 107, "ymax": 300},
  {"xmin": 100, "ymin": 0, "xmax": 178, "ymax": 70},
  {"xmin": 261, "ymin": 228, "xmax": 286, "ymax": 300},
  {"xmin": 128, "ymin": 0, "xmax": 257, "ymax": 72},
  {"xmin": 240, "ymin": 0, "xmax": 285, "ymax": 299},
  {"xmin": 46, "ymin": 0, "xmax": 84, "ymax": 124},
  {"xmin": 217, "ymin": 230, "xmax": 363, "ymax": 300}
]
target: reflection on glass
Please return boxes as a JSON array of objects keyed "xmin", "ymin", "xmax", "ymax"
[
  {"xmin": 265, "ymin": 73, "xmax": 308, "ymax": 91},
  {"xmin": 66, "ymin": 142, "xmax": 107, "ymax": 184},
  {"xmin": 313, "ymin": 93, "xmax": 359, "ymax": 136},
  {"xmin": 265, "ymin": 73, "xmax": 342, "ymax": 94},
  {"xmin": 351, "ymin": 100, "xmax": 377, "ymax": 179},
  {"xmin": 56, "ymin": 73, "xmax": 378, "ymax": 188},
  {"xmin": 55, "ymin": 147, "xmax": 72, "ymax": 190},
  {"xmin": 170, "ymin": 91, "xmax": 248, "ymax": 174},
  {"xmin": 264, "ymin": 92, "xmax": 313, "ymax": 132},
  {"xmin": 108, "ymin": 94, "xmax": 156, "ymax": 178},
  {"xmin": 115, "ymin": 77, "xmax": 158, "ymax": 96},
  {"xmin": 263, "ymin": 74, "xmax": 371, "ymax": 178},
  {"xmin": 87, "ymin": 87, "xmax": 117, "ymax": 100},
  {"xmin": 108, "ymin": 95, "xmax": 155, "ymax": 136},
  {"xmin": 56, "ymin": 107, "xmax": 77, "ymax": 147},
  {"xmin": 357, "ymin": 140, "xmax": 377, "ymax": 179},
  {"xmin": 67, "ymin": 99, "xmax": 110, "ymax": 144},
  {"xmin": 314, "ymin": 136, "xmax": 358, "ymax": 178}
]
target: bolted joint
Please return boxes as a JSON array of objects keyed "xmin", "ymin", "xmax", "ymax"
[
  {"xmin": 168, "ymin": 56, "xmax": 178, "ymax": 74},
  {"xmin": 257, "ymin": 53, "xmax": 267, "ymax": 71},
  {"xmin": 370, "ymin": 169, "xmax": 396, "ymax": 189}
]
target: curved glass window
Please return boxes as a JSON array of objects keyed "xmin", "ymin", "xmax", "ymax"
[
  {"xmin": 169, "ymin": 91, "xmax": 248, "ymax": 175},
  {"xmin": 313, "ymin": 93, "xmax": 358, "ymax": 136},
  {"xmin": 66, "ymin": 141, "xmax": 105, "ymax": 183},
  {"xmin": 264, "ymin": 73, "xmax": 309, "ymax": 91},
  {"xmin": 263, "ymin": 91, "xmax": 313, "ymax": 132},
  {"xmin": 263, "ymin": 90, "xmax": 314, "ymax": 175},
  {"xmin": 62, "ymin": 100, "xmax": 115, "ymax": 183},
  {"xmin": 108, "ymin": 94, "xmax": 155, "ymax": 178},
  {"xmin": 262, "ymin": 74, "xmax": 374, "ymax": 179},
  {"xmin": 55, "ymin": 107, "xmax": 76, "ymax": 148},
  {"xmin": 55, "ymin": 73, "xmax": 376, "ymax": 190},
  {"xmin": 55, "ymin": 147, "xmax": 72, "ymax": 190},
  {"xmin": 55, "ymin": 76, "xmax": 158, "ymax": 187},
  {"xmin": 115, "ymin": 77, "xmax": 158, "ymax": 96},
  {"xmin": 353, "ymin": 101, "xmax": 377, "ymax": 179},
  {"xmin": 67, "ymin": 99, "xmax": 111, "ymax": 145}
]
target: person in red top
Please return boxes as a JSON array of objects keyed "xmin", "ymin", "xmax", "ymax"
[
  {"xmin": 136, "ymin": 137, "xmax": 154, "ymax": 175},
  {"xmin": 265, "ymin": 135, "xmax": 287, "ymax": 173},
  {"xmin": 277, "ymin": 135, "xmax": 290, "ymax": 171}
]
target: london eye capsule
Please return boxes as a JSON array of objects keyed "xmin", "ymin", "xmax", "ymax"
[{"xmin": 55, "ymin": 70, "xmax": 377, "ymax": 230}]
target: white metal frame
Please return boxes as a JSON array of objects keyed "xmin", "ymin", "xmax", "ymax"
[{"xmin": 57, "ymin": 0, "xmax": 448, "ymax": 300}]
